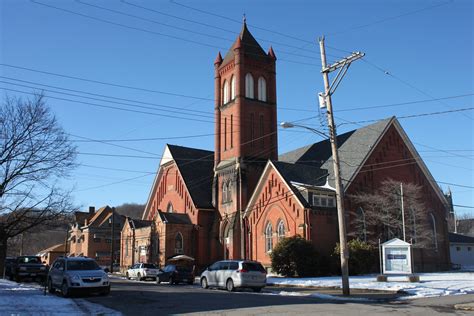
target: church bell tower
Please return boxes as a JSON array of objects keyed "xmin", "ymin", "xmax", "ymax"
[{"xmin": 212, "ymin": 20, "xmax": 277, "ymax": 259}]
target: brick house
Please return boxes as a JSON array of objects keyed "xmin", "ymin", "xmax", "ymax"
[
  {"xmin": 121, "ymin": 217, "xmax": 154, "ymax": 271},
  {"xmin": 133, "ymin": 21, "xmax": 451, "ymax": 273},
  {"xmin": 68, "ymin": 206, "xmax": 125, "ymax": 266}
]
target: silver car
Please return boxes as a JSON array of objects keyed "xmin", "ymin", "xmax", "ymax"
[
  {"xmin": 47, "ymin": 257, "xmax": 110, "ymax": 297},
  {"xmin": 200, "ymin": 260, "xmax": 266, "ymax": 292}
]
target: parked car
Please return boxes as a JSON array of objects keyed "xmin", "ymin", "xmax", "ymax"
[
  {"xmin": 156, "ymin": 264, "xmax": 194, "ymax": 285},
  {"xmin": 11, "ymin": 256, "xmax": 48, "ymax": 283},
  {"xmin": 126, "ymin": 263, "xmax": 160, "ymax": 281},
  {"xmin": 47, "ymin": 257, "xmax": 110, "ymax": 297},
  {"xmin": 3, "ymin": 257, "xmax": 16, "ymax": 278},
  {"xmin": 200, "ymin": 260, "xmax": 266, "ymax": 292}
]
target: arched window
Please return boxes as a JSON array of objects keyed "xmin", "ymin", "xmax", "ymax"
[
  {"xmin": 265, "ymin": 222, "xmax": 273, "ymax": 252},
  {"xmin": 356, "ymin": 207, "xmax": 367, "ymax": 242},
  {"xmin": 430, "ymin": 213, "xmax": 438, "ymax": 250},
  {"xmin": 245, "ymin": 73, "xmax": 254, "ymax": 98},
  {"xmin": 230, "ymin": 75, "xmax": 236, "ymax": 100},
  {"xmin": 257, "ymin": 76, "xmax": 267, "ymax": 102},
  {"xmin": 222, "ymin": 182, "xmax": 228, "ymax": 203},
  {"xmin": 167, "ymin": 203, "xmax": 173, "ymax": 213},
  {"xmin": 223, "ymin": 80, "xmax": 229, "ymax": 104},
  {"xmin": 277, "ymin": 220, "xmax": 285, "ymax": 241},
  {"xmin": 175, "ymin": 232, "xmax": 183, "ymax": 253}
]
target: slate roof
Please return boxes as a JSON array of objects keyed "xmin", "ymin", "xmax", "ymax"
[
  {"xmin": 449, "ymin": 233, "xmax": 474, "ymax": 244},
  {"xmin": 222, "ymin": 22, "xmax": 268, "ymax": 65},
  {"xmin": 129, "ymin": 218, "xmax": 152, "ymax": 229},
  {"xmin": 158, "ymin": 210, "xmax": 192, "ymax": 225},
  {"xmin": 272, "ymin": 161, "xmax": 329, "ymax": 207},
  {"xmin": 279, "ymin": 117, "xmax": 394, "ymax": 190},
  {"xmin": 167, "ymin": 144, "xmax": 214, "ymax": 209}
]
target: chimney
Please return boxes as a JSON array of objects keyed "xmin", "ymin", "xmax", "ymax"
[{"xmin": 89, "ymin": 206, "xmax": 95, "ymax": 214}]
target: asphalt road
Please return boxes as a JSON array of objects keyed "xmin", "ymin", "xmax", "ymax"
[{"xmin": 82, "ymin": 278, "xmax": 474, "ymax": 315}]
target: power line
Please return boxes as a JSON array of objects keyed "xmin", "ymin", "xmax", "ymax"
[
  {"xmin": 0, "ymin": 63, "xmax": 213, "ymax": 101},
  {"xmin": 0, "ymin": 76, "xmax": 213, "ymax": 116},
  {"xmin": 29, "ymin": 1, "xmax": 320, "ymax": 67},
  {"xmin": 325, "ymin": 0, "xmax": 453, "ymax": 37},
  {"xmin": 362, "ymin": 58, "xmax": 474, "ymax": 121},
  {"xmin": 0, "ymin": 87, "xmax": 214, "ymax": 123},
  {"xmin": 77, "ymin": 0, "xmax": 321, "ymax": 61}
]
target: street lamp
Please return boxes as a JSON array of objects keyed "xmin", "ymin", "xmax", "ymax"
[{"xmin": 280, "ymin": 121, "xmax": 350, "ymax": 295}]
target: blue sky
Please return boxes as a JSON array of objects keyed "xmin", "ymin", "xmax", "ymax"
[{"xmin": 1, "ymin": 0, "xmax": 472, "ymax": 217}]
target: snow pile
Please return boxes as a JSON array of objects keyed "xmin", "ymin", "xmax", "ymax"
[
  {"xmin": 0, "ymin": 279, "xmax": 120, "ymax": 315},
  {"xmin": 268, "ymin": 290, "xmax": 371, "ymax": 301},
  {"xmin": 267, "ymin": 272, "xmax": 474, "ymax": 299}
]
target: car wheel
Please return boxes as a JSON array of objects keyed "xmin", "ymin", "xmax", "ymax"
[
  {"xmin": 47, "ymin": 278, "xmax": 55, "ymax": 294},
  {"xmin": 61, "ymin": 281, "xmax": 70, "ymax": 298},
  {"xmin": 226, "ymin": 279, "xmax": 235, "ymax": 292},
  {"xmin": 253, "ymin": 287, "xmax": 262, "ymax": 293},
  {"xmin": 201, "ymin": 277, "xmax": 208, "ymax": 289},
  {"xmin": 137, "ymin": 273, "xmax": 142, "ymax": 281},
  {"xmin": 126, "ymin": 272, "xmax": 130, "ymax": 280}
]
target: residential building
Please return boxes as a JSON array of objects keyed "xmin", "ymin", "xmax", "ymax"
[
  {"xmin": 37, "ymin": 243, "xmax": 66, "ymax": 265},
  {"xmin": 68, "ymin": 206, "xmax": 125, "ymax": 266},
  {"xmin": 120, "ymin": 218, "xmax": 154, "ymax": 271}
]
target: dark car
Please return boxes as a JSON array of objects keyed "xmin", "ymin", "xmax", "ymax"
[
  {"xmin": 12, "ymin": 256, "xmax": 48, "ymax": 282},
  {"xmin": 3, "ymin": 257, "xmax": 16, "ymax": 278},
  {"xmin": 156, "ymin": 264, "xmax": 194, "ymax": 285}
]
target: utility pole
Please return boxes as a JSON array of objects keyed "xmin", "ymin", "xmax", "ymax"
[
  {"xmin": 110, "ymin": 207, "xmax": 116, "ymax": 273},
  {"xmin": 319, "ymin": 36, "xmax": 364, "ymax": 296},
  {"xmin": 400, "ymin": 183, "xmax": 406, "ymax": 241}
]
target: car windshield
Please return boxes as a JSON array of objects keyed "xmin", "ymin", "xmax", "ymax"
[
  {"xmin": 143, "ymin": 264, "xmax": 157, "ymax": 269},
  {"xmin": 17, "ymin": 256, "xmax": 41, "ymax": 264},
  {"xmin": 242, "ymin": 262, "xmax": 266, "ymax": 272},
  {"xmin": 67, "ymin": 260, "xmax": 101, "ymax": 271}
]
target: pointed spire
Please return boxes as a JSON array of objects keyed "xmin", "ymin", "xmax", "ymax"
[
  {"xmin": 268, "ymin": 46, "xmax": 276, "ymax": 60},
  {"xmin": 234, "ymin": 35, "xmax": 242, "ymax": 50},
  {"xmin": 214, "ymin": 51, "xmax": 223, "ymax": 65},
  {"xmin": 243, "ymin": 13, "xmax": 247, "ymax": 25}
]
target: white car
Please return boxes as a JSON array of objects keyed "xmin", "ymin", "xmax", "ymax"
[
  {"xmin": 200, "ymin": 260, "xmax": 267, "ymax": 292},
  {"xmin": 126, "ymin": 263, "xmax": 160, "ymax": 281}
]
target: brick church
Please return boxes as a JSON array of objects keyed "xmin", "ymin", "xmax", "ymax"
[{"xmin": 126, "ymin": 21, "xmax": 450, "ymax": 272}]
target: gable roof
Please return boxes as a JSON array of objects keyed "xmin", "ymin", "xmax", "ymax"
[
  {"xmin": 128, "ymin": 218, "xmax": 152, "ymax": 229},
  {"xmin": 158, "ymin": 210, "xmax": 192, "ymax": 225},
  {"xmin": 279, "ymin": 117, "xmax": 393, "ymax": 189},
  {"xmin": 222, "ymin": 21, "xmax": 268, "ymax": 65},
  {"xmin": 272, "ymin": 161, "xmax": 329, "ymax": 207},
  {"xmin": 449, "ymin": 233, "xmax": 474, "ymax": 244},
  {"xmin": 167, "ymin": 144, "xmax": 214, "ymax": 209}
]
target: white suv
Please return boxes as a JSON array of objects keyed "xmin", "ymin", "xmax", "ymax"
[
  {"xmin": 200, "ymin": 260, "xmax": 266, "ymax": 292},
  {"xmin": 47, "ymin": 257, "xmax": 110, "ymax": 297},
  {"xmin": 126, "ymin": 263, "xmax": 160, "ymax": 281}
]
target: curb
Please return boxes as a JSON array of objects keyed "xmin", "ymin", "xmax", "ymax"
[{"xmin": 454, "ymin": 303, "xmax": 474, "ymax": 311}]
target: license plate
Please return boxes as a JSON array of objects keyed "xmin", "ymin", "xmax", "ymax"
[
  {"xmin": 31, "ymin": 274, "xmax": 36, "ymax": 277},
  {"xmin": 183, "ymin": 279, "xmax": 188, "ymax": 282}
]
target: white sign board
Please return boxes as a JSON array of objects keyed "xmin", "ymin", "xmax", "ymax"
[{"xmin": 382, "ymin": 238, "xmax": 412, "ymax": 274}]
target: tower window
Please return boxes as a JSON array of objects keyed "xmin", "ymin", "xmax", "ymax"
[
  {"xmin": 245, "ymin": 73, "xmax": 254, "ymax": 99},
  {"xmin": 230, "ymin": 75, "xmax": 236, "ymax": 100},
  {"xmin": 258, "ymin": 77, "xmax": 267, "ymax": 102},
  {"xmin": 223, "ymin": 80, "xmax": 229, "ymax": 104}
]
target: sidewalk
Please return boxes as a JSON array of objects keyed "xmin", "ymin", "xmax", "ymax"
[{"xmin": 0, "ymin": 279, "xmax": 120, "ymax": 315}]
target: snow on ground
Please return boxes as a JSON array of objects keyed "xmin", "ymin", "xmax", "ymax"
[
  {"xmin": 0, "ymin": 279, "xmax": 120, "ymax": 316},
  {"xmin": 267, "ymin": 271, "xmax": 474, "ymax": 299}
]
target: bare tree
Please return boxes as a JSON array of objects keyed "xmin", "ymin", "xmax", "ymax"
[
  {"xmin": 0, "ymin": 93, "xmax": 77, "ymax": 274},
  {"xmin": 349, "ymin": 179, "xmax": 432, "ymax": 247}
]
